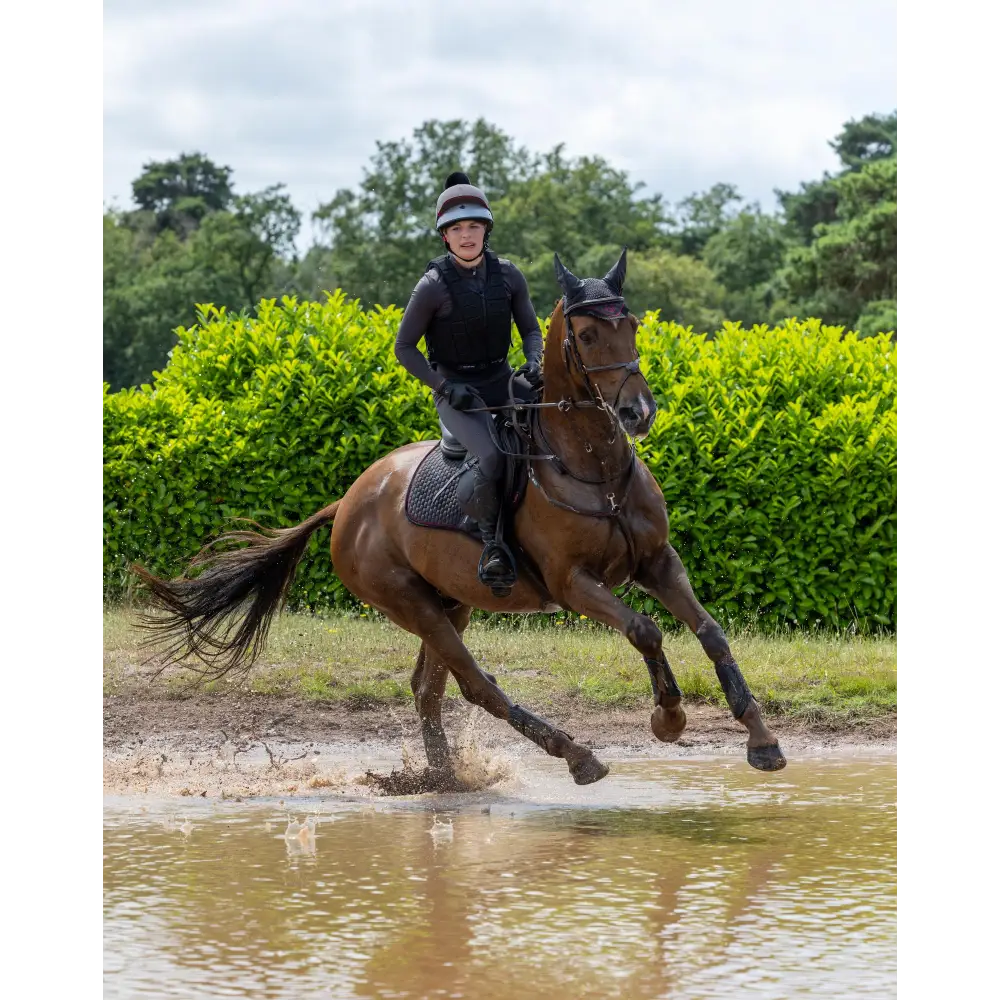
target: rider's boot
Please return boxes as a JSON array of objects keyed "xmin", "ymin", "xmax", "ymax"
[{"xmin": 457, "ymin": 466, "xmax": 516, "ymax": 596}]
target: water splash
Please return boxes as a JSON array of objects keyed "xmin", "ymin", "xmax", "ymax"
[{"xmin": 362, "ymin": 706, "xmax": 515, "ymax": 796}]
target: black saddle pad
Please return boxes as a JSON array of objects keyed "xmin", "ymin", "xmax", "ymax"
[
  {"xmin": 405, "ymin": 444, "xmax": 474, "ymax": 533},
  {"xmin": 405, "ymin": 418, "xmax": 532, "ymax": 536}
]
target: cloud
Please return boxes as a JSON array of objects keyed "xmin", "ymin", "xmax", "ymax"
[{"xmin": 104, "ymin": 0, "xmax": 896, "ymax": 227}]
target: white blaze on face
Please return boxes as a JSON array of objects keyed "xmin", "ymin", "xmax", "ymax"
[{"xmin": 637, "ymin": 394, "xmax": 653, "ymax": 425}]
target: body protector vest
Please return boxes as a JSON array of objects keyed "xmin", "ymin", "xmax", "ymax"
[{"xmin": 424, "ymin": 250, "xmax": 512, "ymax": 372}]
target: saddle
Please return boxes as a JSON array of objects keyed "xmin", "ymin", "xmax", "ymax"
[{"xmin": 404, "ymin": 413, "xmax": 532, "ymax": 577}]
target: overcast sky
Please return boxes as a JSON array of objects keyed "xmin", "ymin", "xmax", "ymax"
[{"xmin": 104, "ymin": 0, "xmax": 896, "ymax": 242}]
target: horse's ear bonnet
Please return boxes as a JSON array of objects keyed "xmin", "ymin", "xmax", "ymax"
[{"xmin": 554, "ymin": 248, "xmax": 629, "ymax": 319}]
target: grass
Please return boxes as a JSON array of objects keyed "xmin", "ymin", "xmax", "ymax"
[{"xmin": 103, "ymin": 606, "xmax": 896, "ymax": 726}]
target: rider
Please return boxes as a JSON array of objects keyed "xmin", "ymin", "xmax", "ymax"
[{"xmin": 394, "ymin": 171, "xmax": 544, "ymax": 591}]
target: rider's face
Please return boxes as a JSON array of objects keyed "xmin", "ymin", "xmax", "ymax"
[{"xmin": 443, "ymin": 220, "xmax": 486, "ymax": 260}]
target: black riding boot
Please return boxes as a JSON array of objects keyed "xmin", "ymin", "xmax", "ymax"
[{"xmin": 456, "ymin": 466, "xmax": 516, "ymax": 596}]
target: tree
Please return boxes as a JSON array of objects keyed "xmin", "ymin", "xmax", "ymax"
[
  {"xmin": 667, "ymin": 183, "xmax": 744, "ymax": 257},
  {"xmin": 831, "ymin": 111, "xmax": 897, "ymax": 171},
  {"xmin": 856, "ymin": 299, "xmax": 897, "ymax": 338},
  {"xmin": 103, "ymin": 214, "xmax": 214, "ymax": 389},
  {"xmin": 778, "ymin": 157, "xmax": 897, "ymax": 331},
  {"xmin": 627, "ymin": 248, "xmax": 726, "ymax": 332},
  {"xmin": 190, "ymin": 185, "xmax": 301, "ymax": 303},
  {"xmin": 702, "ymin": 208, "xmax": 789, "ymax": 326},
  {"xmin": 104, "ymin": 168, "xmax": 302, "ymax": 389},
  {"xmin": 494, "ymin": 146, "xmax": 671, "ymax": 313},
  {"xmin": 777, "ymin": 178, "xmax": 840, "ymax": 246},
  {"xmin": 130, "ymin": 152, "xmax": 234, "ymax": 237},
  {"xmin": 777, "ymin": 111, "xmax": 896, "ymax": 245}
]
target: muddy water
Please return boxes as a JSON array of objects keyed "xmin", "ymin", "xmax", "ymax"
[{"xmin": 104, "ymin": 755, "xmax": 895, "ymax": 999}]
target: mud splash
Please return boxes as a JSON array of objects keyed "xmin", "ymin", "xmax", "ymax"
[
  {"xmin": 361, "ymin": 707, "xmax": 515, "ymax": 795},
  {"xmin": 103, "ymin": 704, "xmax": 518, "ymax": 799}
]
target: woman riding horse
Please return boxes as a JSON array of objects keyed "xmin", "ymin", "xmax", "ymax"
[
  {"xmin": 394, "ymin": 172, "xmax": 543, "ymax": 591},
  {"xmin": 135, "ymin": 250, "xmax": 787, "ymax": 785}
]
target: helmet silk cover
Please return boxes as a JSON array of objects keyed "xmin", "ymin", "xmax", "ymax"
[{"xmin": 435, "ymin": 172, "xmax": 494, "ymax": 231}]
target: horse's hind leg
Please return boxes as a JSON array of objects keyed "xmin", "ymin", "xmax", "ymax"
[
  {"xmin": 375, "ymin": 576, "xmax": 608, "ymax": 785},
  {"xmin": 410, "ymin": 603, "xmax": 471, "ymax": 776},
  {"xmin": 637, "ymin": 545, "xmax": 786, "ymax": 772}
]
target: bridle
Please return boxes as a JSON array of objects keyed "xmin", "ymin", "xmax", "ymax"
[
  {"xmin": 465, "ymin": 301, "xmax": 650, "ymax": 579},
  {"xmin": 562, "ymin": 309, "xmax": 642, "ymax": 427}
]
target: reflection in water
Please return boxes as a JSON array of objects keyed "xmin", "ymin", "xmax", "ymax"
[{"xmin": 104, "ymin": 757, "xmax": 896, "ymax": 999}]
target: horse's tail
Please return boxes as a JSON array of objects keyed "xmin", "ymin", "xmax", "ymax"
[{"xmin": 131, "ymin": 500, "xmax": 341, "ymax": 677}]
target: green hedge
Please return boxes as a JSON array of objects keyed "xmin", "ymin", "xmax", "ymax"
[{"xmin": 104, "ymin": 292, "xmax": 896, "ymax": 629}]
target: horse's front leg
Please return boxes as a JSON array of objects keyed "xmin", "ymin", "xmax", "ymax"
[
  {"xmin": 558, "ymin": 569, "xmax": 688, "ymax": 743},
  {"xmin": 637, "ymin": 545, "xmax": 786, "ymax": 772}
]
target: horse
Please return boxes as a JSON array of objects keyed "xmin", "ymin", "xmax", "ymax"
[{"xmin": 134, "ymin": 250, "xmax": 786, "ymax": 785}]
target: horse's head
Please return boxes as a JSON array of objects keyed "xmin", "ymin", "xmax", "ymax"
[{"xmin": 553, "ymin": 249, "xmax": 657, "ymax": 439}]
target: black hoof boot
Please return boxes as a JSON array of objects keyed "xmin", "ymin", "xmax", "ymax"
[
  {"xmin": 747, "ymin": 743, "xmax": 787, "ymax": 771},
  {"xmin": 508, "ymin": 705, "xmax": 607, "ymax": 784}
]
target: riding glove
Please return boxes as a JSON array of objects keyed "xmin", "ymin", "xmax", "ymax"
[
  {"xmin": 438, "ymin": 380, "xmax": 482, "ymax": 411},
  {"xmin": 516, "ymin": 355, "xmax": 543, "ymax": 388}
]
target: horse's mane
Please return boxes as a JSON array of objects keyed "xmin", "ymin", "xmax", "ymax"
[{"xmin": 542, "ymin": 299, "xmax": 567, "ymax": 396}]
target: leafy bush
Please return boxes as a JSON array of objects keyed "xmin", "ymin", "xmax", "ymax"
[
  {"xmin": 640, "ymin": 316, "xmax": 895, "ymax": 629},
  {"xmin": 104, "ymin": 293, "xmax": 896, "ymax": 629}
]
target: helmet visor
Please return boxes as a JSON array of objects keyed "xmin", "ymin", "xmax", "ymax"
[{"xmin": 437, "ymin": 203, "xmax": 494, "ymax": 230}]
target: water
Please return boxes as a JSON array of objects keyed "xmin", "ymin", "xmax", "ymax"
[{"xmin": 104, "ymin": 755, "xmax": 896, "ymax": 998}]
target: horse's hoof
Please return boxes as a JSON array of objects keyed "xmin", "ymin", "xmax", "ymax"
[
  {"xmin": 569, "ymin": 753, "xmax": 610, "ymax": 786},
  {"xmin": 651, "ymin": 704, "xmax": 687, "ymax": 743},
  {"xmin": 747, "ymin": 743, "xmax": 787, "ymax": 771}
]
